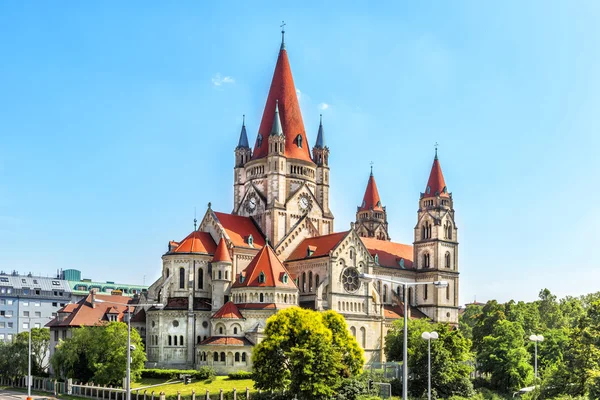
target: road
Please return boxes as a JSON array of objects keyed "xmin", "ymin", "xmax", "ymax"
[{"xmin": 0, "ymin": 389, "xmax": 57, "ymax": 400}]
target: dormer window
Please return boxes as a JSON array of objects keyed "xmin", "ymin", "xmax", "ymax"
[
  {"xmin": 296, "ymin": 134, "xmax": 303, "ymax": 148},
  {"xmin": 374, "ymin": 254, "xmax": 379, "ymax": 265},
  {"xmin": 426, "ymin": 186, "xmax": 431, "ymax": 194},
  {"xmin": 239, "ymin": 273, "xmax": 245, "ymax": 283},
  {"xmin": 257, "ymin": 135, "xmax": 263, "ymax": 147},
  {"xmin": 399, "ymin": 258, "xmax": 405, "ymax": 268},
  {"xmin": 283, "ymin": 273, "xmax": 289, "ymax": 284},
  {"xmin": 443, "ymin": 186, "xmax": 447, "ymax": 193},
  {"xmin": 377, "ymin": 201, "xmax": 381, "ymax": 208},
  {"xmin": 258, "ymin": 272, "xmax": 266, "ymax": 284},
  {"xmin": 247, "ymin": 235, "xmax": 254, "ymax": 247},
  {"xmin": 306, "ymin": 247, "xmax": 315, "ymax": 257}
]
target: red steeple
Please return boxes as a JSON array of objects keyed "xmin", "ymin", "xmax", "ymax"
[
  {"xmin": 359, "ymin": 169, "xmax": 383, "ymax": 211},
  {"xmin": 252, "ymin": 39, "xmax": 313, "ymax": 163},
  {"xmin": 424, "ymin": 151, "xmax": 449, "ymax": 198},
  {"xmin": 212, "ymin": 237, "xmax": 232, "ymax": 263}
]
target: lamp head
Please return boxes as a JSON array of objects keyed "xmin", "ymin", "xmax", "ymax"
[
  {"xmin": 359, "ymin": 273, "xmax": 376, "ymax": 282},
  {"xmin": 433, "ymin": 281, "xmax": 449, "ymax": 288},
  {"xmin": 529, "ymin": 334, "xmax": 544, "ymax": 342},
  {"xmin": 421, "ymin": 332, "xmax": 431, "ymax": 340}
]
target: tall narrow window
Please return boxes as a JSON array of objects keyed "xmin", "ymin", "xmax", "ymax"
[
  {"xmin": 179, "ymin": 268, "xmax": 185, "ymax": 289},
  {"xmin": 383, "ymin": 285, "xmax": 388, "ymax": 303},
  {"xmin": 377, "ymin": 280, "xmax": 381, "ymax": 294},
  {"xmin": 218, "ymin": 270, "xmax": 222, "ymax": 280},
  {"xmin": 220, "ymin": 352, "xmax": 225, "ymax": 362},
  {"xmin": 445, "ymin": 252, "xmax": 451, "ymax": 268},
  {"xmin": 446, "ymin": 285, "xmax": 450, "ymax": 300},
  {"xmin": 309, "ymin": 271, "xmax": 313, "ymax": 292},
  {"xmin": 174, "ymin": 336, "xmax": 178, "ymax": 346},
  {"xmin": 260, "ymin": 293, "xmax": 264, "ymax": 303},
  {"xmin": 315, "ymin": 274, "xmax": 320, "ymax": 289},
  {"xmin": 302, "ymin": 272, "xmax": 306, "ymax": 293},
  {"xmin": 242, "ymin": 353, "xmax": 247, "ymax": 362},
  {"xmin": 424, "ymin": 284, "xmax": 429, "ymax": 300},
  {"xmin": 180, "ymin": 336, "xmax": 184, "ymax": 346},
  {"xmin": 198, "ymin": 268, "xmax": 204, "ymax": 289}
]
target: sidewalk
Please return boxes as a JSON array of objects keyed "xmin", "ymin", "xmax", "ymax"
[{"xmin": 0, "ymin": 389, "xmax": 57, "ymax": 400}]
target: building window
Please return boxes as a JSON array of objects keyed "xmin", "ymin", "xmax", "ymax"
[
  {"xmin": 423, "ymin": 253, "xmax": 430, "ymax": 268},
  {"xmin": 52, "ymin": 302, "xmax": 57, "ymax": 307},
  {"xmin": 213, "ymin": 352, "xmax": 219, "ymax": 362},
  {"xmin": 301, "ymin": 272, "xmax": 306, "ymax": 292},
  {"xmin": 35, "ymin": 311, "xmax": 41, "ymax": 317},
  {"xmin": 179, "ymin": 268, "xmax": 185, "ymax": 289},
  {"xmin": 424, "ymin": 284, "xmax": 428, "ymax": 300},
  {"xmin": 0, "ymin": 322, "xmax": 4, "ymax": 328},
  {"xmin": 220, "ymin": 352, "xmax": 225, "ymax": 362},
  {"xmin": 219, "ymin": 327, "xmax": 223, "ymax": 334},
  {"xmin": 296, "ymin": 134, "xmax": 303, "ymax": 148},
  {"xmin": 445, "ymin": 252, "xmax": 451, "ymax": 268},
  {"xmin": 54, "ymin": 331, "xmax": 58, "ymax": 341},
  {"xmin": 248, "ymin": 234, "xmax": 254, "ymax": 246},
  {"xmin": 168, "ymin": 336, "xmax": 172, "ymax": 346},
  {"xmin": 180, "ymin": 335, "xmax": 184, "ymax": 346},
  {"xmin": 23, "ymin": 323, "xmax": 29, "ymax": 329},
  {"xmin": 23, "ymin": 301, "xmax": 29, "ymax": 306},
  {"xmin": 383, "ymin": 285, "xmax": 388, "ymax": 303},
  {"xmin": 242, "ymin": 353, "xmax": 247, "ymax": 362},
  {"xmin": 34, "ymin": 323, "xmax": 40, "ymax": 329},
  {"xmin": 259, "ymin": 293, "xmax": 264, "ymax": 303},
  {"xmin": 308, "ymin": 271, "xmax": 313, "ymax": 292},
  {"xmin": 198, "ymin": 268, "xmax": 204, "ymax": 289},
  {"xmin": 422, "ymin": 221, "xmax": 432, "ymax": 239},
  {"xmin": 23, "ymin": 311, "xmax": 30, "ymax": 317},
  {"xmin": 446, "ymin": 285, "xmax": 450, "ymax": 300},
  {"xmin": 235, "ymin": 352, "xmax": 240, "ymax": 362},
  {"xmin": 315, "ymin": 274, "xmax": 319, "ymax": 289},
  {"xmin": 234, "ymin": 327, "xmax": 238, "ymax": 334}
]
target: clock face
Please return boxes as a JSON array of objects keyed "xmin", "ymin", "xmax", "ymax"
[{"xmin": 299, "ymin": 196, "xmax": 309, "ymax": 211}]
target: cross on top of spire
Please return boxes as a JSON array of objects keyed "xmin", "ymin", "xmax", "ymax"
[
  {"xmin": 435, "ymin": 142, "xmax": 439, "ymax": 160},
  {"xmin": 370, "ymin": 161, "xmax": 374, "ymax": 176},
  {"xmin": 280, "ymin": 21, "xmax": 286, "ymax": 50}
]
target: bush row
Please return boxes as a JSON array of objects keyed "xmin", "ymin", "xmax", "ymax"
[
  {"xmin": 227, "ymin": 371, "xmax": 254, "ymax": 380},
  {"xmin": 141, "ymin": 366, "xmax": 215, "ymax": 381}
]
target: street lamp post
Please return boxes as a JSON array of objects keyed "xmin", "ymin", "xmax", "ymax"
[
  {"xmin": 95, "ymin": 299, "xmax": 163, "ymax": 400},
  {"xmin": 359, "ymin": 273, "xmax": 448, "ymax": 400},
  {"xmin": 421, "ymin": 331, "xmax": 439, "ymax": 400},
  {"xmin": 529, "ymin": 334, "xmax": 544, "ymax": 380}
]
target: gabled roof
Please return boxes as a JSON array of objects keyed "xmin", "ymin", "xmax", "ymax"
[
  {"xmin": 214, "ymin": 212, "xmax": 265, "ymax": 248},
  {"xmin": 424, "ymin": 152, "xmax": 449, "ymax": 198},
  {"xmin": 361, "ymin": 237, "xmax": 414, "ymax": 270},
  {"xmin": 199, "ymin": 336, "xmax": 253, "ymax": 346},
  {"xmin": 213, "ymin": 238, "xmax": 232, "ymax": 263},
  {"xmin": 212, "ymin": 301, "xmax": 244, "ymax": 319},
  {"xmin": 170, "ymin": 230, "xmax": 217, "ymax": 254},
  {"xmin": 359, "ymin": 171, "xmax": 383, "ymax": 211},
  {"xmin": 287, "ymin": 231, "xmax": 349, "ymax": 261},
  {"xmin": 46, "ymin": 293, "xmax": 134, "ymax": 328},
  {"xmin": 232, "ymin": 245, "xmax": 296, "ymax": 289},
  {"xmin": 251, "ymin": 43, "xmax": 313, "ymax": 163}
]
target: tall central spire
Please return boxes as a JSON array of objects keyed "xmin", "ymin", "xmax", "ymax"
[{"xmin": 252, "ymin": 28, "xmax": 313, "ymax": 163}]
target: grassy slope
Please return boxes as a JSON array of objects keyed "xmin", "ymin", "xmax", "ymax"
[{"xmin": 131, "ymin": 376, "xmax": 255, "ymax": 396}]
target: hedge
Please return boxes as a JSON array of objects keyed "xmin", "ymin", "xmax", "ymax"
[
  {"xmin": 141, "ymin": 366, "xmax": 215, "ymax": 381},
  {"xmin": 227, "ymin": 371, "xmax": 254, "ymax": 380}
]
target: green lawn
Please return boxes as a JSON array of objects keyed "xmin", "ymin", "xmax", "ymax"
[{"xmin": 131, "ymin": 376, "xmax": 255, "ymax": 396}]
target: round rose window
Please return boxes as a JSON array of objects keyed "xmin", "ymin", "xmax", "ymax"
[{"xmin": 342, "ymin": 267, "xmax": 360, "ymax": 292}]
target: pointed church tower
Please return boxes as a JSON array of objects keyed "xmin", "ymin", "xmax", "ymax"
[
  {"xmin": 211, "ymin": 238, "xmax": 233, "ymax": 311},
  {"xmin": 413, "ymin": 149, "xmax": 459, "ymax": 324},
  {"xmin": 313, "ymin": 115, "xmax": 332, "ymax": 216},
  {"xmin": 234, "ymin": 115, "xmax": 252, "ymax": 208},
  {"xmin": 355, "ymin": 167, "xmax": 390, "ymax": 240}
]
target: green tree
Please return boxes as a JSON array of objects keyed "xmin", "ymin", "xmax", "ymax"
[
  {"xmin": 252, "ymin": 307, "xmax": 363, "ymax": 400},
  {"xmin": 51, "ymin": 322, "xmax": 146, "ymax": 385},
  {"xmin": 477, "ymin": 319, "xmax": 533, "ymax": 392},
  {"xmin": 15, "ymin": 328, "xmax": 50, "ymax": 375},
  {"xmin": 0, "ymin": 340, "xmax": 27, "ymax": 380},
  {"xmin": 472, "ymin": 300, "xmax": 506, "ymax": 354},
  {"xmin": 458, "ymin": 303, "xmax": 482, "ymax": 341},
  {"xmin": 385, "ymin": 318, "xmax": 474, "ymax": 398}
]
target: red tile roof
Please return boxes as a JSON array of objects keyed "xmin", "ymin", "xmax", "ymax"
[
  {"xmin": 287, "ymin": 231, "xmax": 348, "ymax": 261},
  {"xmin": 252, "ymin": 46, "xmax": 313, "ymax": 163},
  {"xmin": 47, "ymin": 293, "xmax": 134, "ymax": 328},
  {"xmin": 361, "ymin": 237, "xmax": 414, "ymax": 269},
  {"xmin": 236, "ymin": 303, "xmax": 277, "ymax": 310},
  {"xmin": 171, "ymin": 231, "xmax": 217, "ymax": 254},
  {"xmin": 424, "ymin": 155, "xmax": 449, "ymax": 198},
  {"xmin": 199, "ymin": 336, "xmax": 253, "ymax": 346},
  {"xmin": 212, "ymin": 301, "xmax": 244, "ymax": 319},
  {"xmin": 232, "ymin": 245, "xmax": 296, "ymax": 289},
  {"xmin": 384, "ymin": 305, "xmax": 428, "ymax": 320},
  {"xmin": 162, "ymin": 297, "xmax": 212, "ymax": 311},
  {"xmin": 214, "ymin": 212, "xmax": 265, "ymax": 248},
  {"xmin": 213, "ymin": 237, "xmax": 232, "ymax": 263},
  {"xmin": 359, "ymin": 173, "xmax": 383, "ymax": 211}
]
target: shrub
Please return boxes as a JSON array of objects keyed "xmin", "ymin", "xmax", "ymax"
[
  {"xmin": 141, "ymin": 367, "xmax": 215, "ymax": 381},
  {"xmin": 227, "ymin": 370, "xmax": 254, "ymax": 380}
]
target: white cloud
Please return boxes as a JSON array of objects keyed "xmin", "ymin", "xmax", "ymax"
[
  {"xmin": 212, "ymin": 73, "xmax": 235, "ymax": 87},
  {"xmin": 318, "ymin": 102, "xmax": 330, "ymax": 110}
]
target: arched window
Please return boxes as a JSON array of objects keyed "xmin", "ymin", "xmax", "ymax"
[
  {"xmin": 166, "ymin": 268, "xmax": 170, "ymax": 278},
  {"xmin": 234, "ymin": 327, "xmax": 238, "ymax": 334},
  {"xmin": 168, "ymin": 336, "xmax": 172, "ymax": 346},
  {"xmin": 377, "ymin": 280, "xmax": 381, "ymax": 294},
  {"xmin": 309, "ymin": 271, "xmax": 313, "ymax": 292},
  {"xmin": 302, "ymin": 272, "xmax": 306, "ymax": 293},
  {"xmin": 214, "ymin": 352, "xmax": 219, "ymax": 362},
  {"xmin": 220, "ymin": 352, "xmax": 225, "ymax": 362},
  {"xmin": 350, "ymin": 326, "xmax": 356, "ymax": 337},
  {"xmin": 424, "ymin": 284, "xmax": 429, "ymax": 300},
  {"xmin": 218, "ymin": 270, "xmax": 222, "ymax": 280},
  {"xmin": 242, "ymin": 353, "xmax": 247, "ymax": 362},
  {"xmin": 423, "ymin": 253, "xmax": 430, "ymax": 268},
  {"xmin": 258, "ymin": 272, "xmax": 265, "ymax": 284},
  {"xmin": 350, "ymin": 249, "xmax": 354, "ymax": 260},
  {"xmin": 198, "ymin": 268, "xmax": 203, "ymax": 289},
  {"xmin": 174, "ymin": 336, "xmax": 178, "ymax": 346},
  {"xmin": 225, "ymin": 270, "xmax": 229, "ymax": 280},
  {"xmin": 315, "ymin": 274, "xmax": 320, "ymax": 289},
  {"xmin": 180, "ymin": 336, "xmax": 184, "ymax": 346},
  {"xmin": 235, "ymin": 352, "xmax": 240, "ymax": 362},
  {"xmin": 179, "ymin": 267, "xmax": 185, "ymax": 289},
  {"xmin": 360, "ymin": 327, "xmax": 367, "ymax": 347},
  {"xmin": 383, "ymin": 285, "xmax": 388, "ymax": 303},
  {"xmin": 296, "ymin": 134, "xmax": 303, "ymax": 148},
  {"xmin": 260, "ymin": 293, "xmax": 264, "ymax": 303},
  {"xmin": 445, "ymin": 252, "xmax": 451, "ymax": 268},
  {"xmin": 446, "ymin": 285, "xmax": 450, "ymax": 300}
]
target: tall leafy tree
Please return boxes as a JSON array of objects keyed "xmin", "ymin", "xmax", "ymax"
[
  {"xmin": 385, "ymin": 318, "xmax": 474, "ymax": 398},
  {"xmin": 51, "ymin": 322, "xmax": 145, "ymax": 385},
  {"xmin": 458, "ymin": 303, "xmax": 482, "ymax": 341},
  {"xmin": 15, "ymin": 328, "xmax": 50, "ymax": 375},
  {"xmin": 0, "ymin": 340, "xmax": 27, "ymax": 380},
  {"xmin": 477, "ymin": 319, "xmax": 533, "ymax": 392},
  {"xmin": 252, "ymin": 307, "xmax": 363, "ymax": 400}
]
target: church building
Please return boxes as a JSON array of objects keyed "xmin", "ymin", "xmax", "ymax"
[{"xmin": 143, "ymin": 30, "xmax": 460, "ymax": 373}]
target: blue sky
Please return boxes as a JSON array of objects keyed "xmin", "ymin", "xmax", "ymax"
[{"xmin": 1, "ymin": 2, "xmax": 599, "ymax": 305}]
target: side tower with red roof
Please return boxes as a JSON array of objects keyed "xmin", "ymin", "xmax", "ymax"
[
  {"xmin": 355, "ymin": 167, "xmax": 390, "ymax": 241},
  {"xmin": 413, "ymin": 149, "xmax": 459, "ymax": 323}
]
